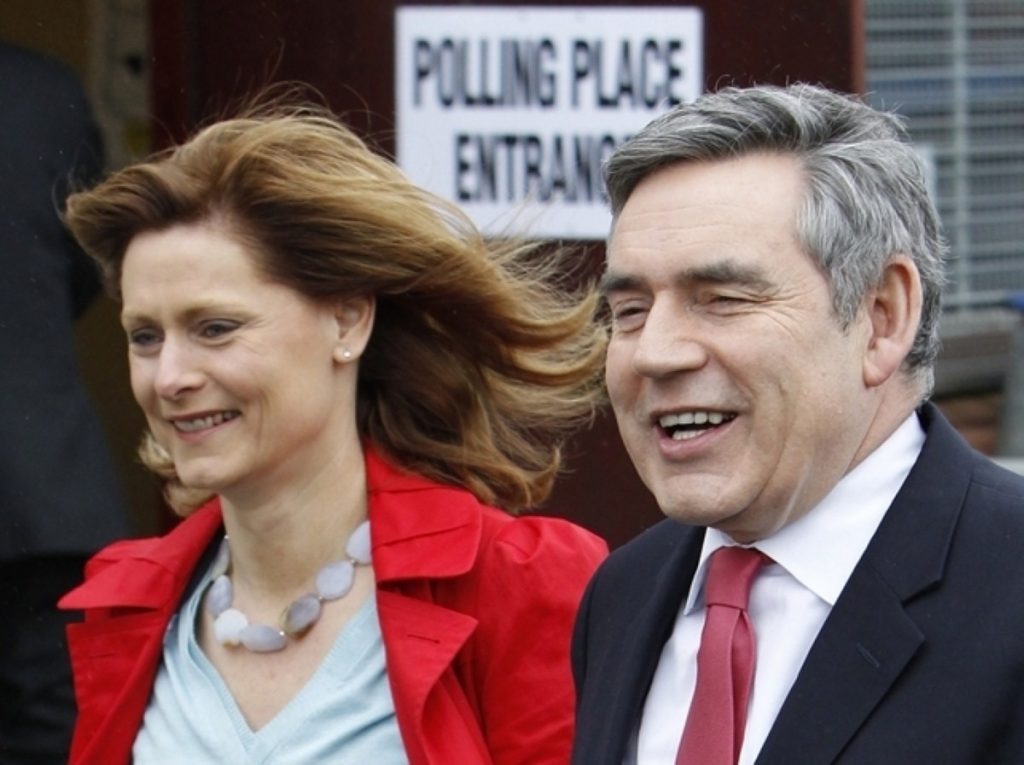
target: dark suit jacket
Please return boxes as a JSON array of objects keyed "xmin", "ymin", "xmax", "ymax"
[
  {"xmin": 0, "ymin": 44, "xmax": 128, "ymax": 559},
  {"xmin": 573, "ymin": 403, "xmax": 1024, "ymax": 763}
]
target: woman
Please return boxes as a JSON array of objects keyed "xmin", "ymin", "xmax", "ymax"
[{"xmin": 59, "ymin": 100, "xmax": 608, "ymax": 764}]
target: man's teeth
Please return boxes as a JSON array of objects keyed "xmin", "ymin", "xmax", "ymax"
[
  {"xmin": 174, "ymin": 411, "xmax": 239, "ymax": 432},
  {"xmin": 671, "ymin": 429, "xmax": 703, "ymax": 441},
  {"xmin": 658, "ymin": 411, "xmax": 731, "ymax": 440},
  {"xmin": 659, "ymin": 411, "xmax": 727, "ymax": 428}
]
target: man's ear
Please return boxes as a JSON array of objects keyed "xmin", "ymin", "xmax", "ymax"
[
  {"xmin": 332, "ymin": 295, "xmax": 376, "ymax": 364},
  {"xmin": 862, "ymin": 254, "xmax": 922, "ymax": 388}
]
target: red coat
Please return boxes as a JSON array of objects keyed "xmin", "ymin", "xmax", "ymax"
[{"xmin": 59, "ymin": 448, "xmax": 607, "ymax": 764}]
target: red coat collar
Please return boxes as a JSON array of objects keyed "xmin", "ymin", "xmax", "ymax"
[
  {"xmin": 59, "ymin": 504, "xmax": 221, "ymax": 612},
  {"xmin": 366, "ymin": 447, "xmax": 483, "ymax": 583},
  {"xmin": 61, "ymin": 446, "xmax": 485, "ymax": 609}
]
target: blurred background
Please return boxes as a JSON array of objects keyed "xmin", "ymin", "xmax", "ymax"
[{"xmin": 2, "ymin": 0, "xmax": 1021, "ymax": 548}]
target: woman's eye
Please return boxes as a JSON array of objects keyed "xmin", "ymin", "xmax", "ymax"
[{"xmin": 128, "ymin": 328, "xmax": 161, "ymax": 347}]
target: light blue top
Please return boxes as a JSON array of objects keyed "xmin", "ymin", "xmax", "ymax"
[{"xmin": 132, "ymin": 553, "xmax": 408, "ymax": 764}]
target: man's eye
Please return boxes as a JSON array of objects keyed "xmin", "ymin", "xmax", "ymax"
[
  {"xmin": 704, "ymin": 292, "xmax": 753, "ymax": 309},
  {"xmin": 199, "ymin": 321, "xmax": 238, "ymax": 339},
  {"xmin": 611, "ymin": 304, "xmax": 647, "ymax": 330}
]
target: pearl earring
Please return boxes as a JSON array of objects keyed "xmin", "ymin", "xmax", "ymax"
[{"xmin": 341, "ymin": 348, "xmax": 353, "ymax": 361}]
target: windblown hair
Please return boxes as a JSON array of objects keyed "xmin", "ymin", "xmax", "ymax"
[
  {"xmin": 605, "ymin": 83, "xmax": 947, "ymax": 388},
  {"xmin": 65, "ymin": 98, "xmax": 606, "ymax": 515}
]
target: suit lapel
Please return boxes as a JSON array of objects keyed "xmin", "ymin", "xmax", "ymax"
[
  {"xmin": 758, "ymin": 405, "xmax": 971, "ymax": 763},
  {"xmin": 577, "ymin": 522, "xmax": 704, "ymax": 763},
  {"xmin": 755, "ymin": 569, "xmax": 925, "ymax": 763}
]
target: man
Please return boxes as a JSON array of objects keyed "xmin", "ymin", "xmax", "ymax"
[
  {"xmin": 0, "ymin": 43, "xmax": 130, "ymax": 764},
  {"xmin": 572, "ymin": 83, "xmax": 1024, "ymax": 764}
]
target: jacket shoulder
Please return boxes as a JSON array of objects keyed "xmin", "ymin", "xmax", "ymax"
[
  {"xmin": 967, "ymin": 455, "xmax": 1024, "ymax": 503},
  {"xmin": 953, "ymin": 456, "xmax": 1024, "ymax": 566},
  {"xmin": 480, "ymin": 507, "xmax": 609, "ymax": 568},
  {"xmin": 591, "ymin": 519, "xmax": 695, "ymax": 591},
  {"xmin": 917, "ymin": 404, "xmax": 1024, "ymax": 533}
]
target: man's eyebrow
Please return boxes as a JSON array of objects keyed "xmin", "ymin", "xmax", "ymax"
[
  {"xmin": 598, "ymin": 272, "xmax": 641, "ymax": 297},
  {"xmin": 598, "ymin": 260, "xmax": 772, "ymax": 297},
  {"xmin": 688, "ymin": 261, "xmax": 773, "ymax": 290}
]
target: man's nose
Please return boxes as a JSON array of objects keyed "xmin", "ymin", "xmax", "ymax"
[{"xmin": 631, "ymin": 303, "xmax": 709, "ymax": 378}]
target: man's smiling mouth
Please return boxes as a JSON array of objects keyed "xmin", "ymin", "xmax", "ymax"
[{"xmin": 658, "ymin": 410, "xmax": 736, "ymax": 441}]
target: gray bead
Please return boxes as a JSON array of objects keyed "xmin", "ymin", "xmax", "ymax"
[
  {"xmin": 316, "ymin": 560, "xmax": 355, "ymax": 601},
  {"xmin": 282, "ymin": 594, "xmax": 322, "ymax": 636},
  {"xmin": 346, "ymin": 520, "xmax": 372, "ymax": 565},
  {"xmin": 214, "ymin": 608, "xmax": 248, "ymax": 646},
  {"xmin": 240, "ymin": 624, "xmax": 287, "ymax": 652},
  {"xmin": 205, "ymin": 574, "xmax": 233, "ymax": 617}
]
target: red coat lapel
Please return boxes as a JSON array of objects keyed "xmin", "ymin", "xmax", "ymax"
[
  {"xmin": 59, "ymin": 504, "xmax": 222, "ymax": 765},
  {"xmin": 367, "ymin": 448, "xmax": 493, "ymax": 762}
]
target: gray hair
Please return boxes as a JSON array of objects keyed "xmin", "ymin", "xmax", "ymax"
[{"xmin": 605, "ymin": 83, "xmax": 947, "ymax": 381}]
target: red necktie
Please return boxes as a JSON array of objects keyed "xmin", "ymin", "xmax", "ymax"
[{"xmin": 676, "ymin": 546, "xmax": 768, "ymax": 765}]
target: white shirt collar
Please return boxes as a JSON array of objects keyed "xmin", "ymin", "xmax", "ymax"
[{"xmin": 684, "ymin": 412, "xmax": 925, "ymax": 614}]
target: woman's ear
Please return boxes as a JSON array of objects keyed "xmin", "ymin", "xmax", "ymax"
[
  {"xmin": 332, "ymin": 295, "xmax": 376, "ymax": 364},
  {"xmin": 862, "ymin": 254, "xmax": 922, "ymax": 388}
]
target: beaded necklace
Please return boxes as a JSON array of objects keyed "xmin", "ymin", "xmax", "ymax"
[{"xmin": 203, "ymin": 520, "xmax": 372, "ymax": 653}]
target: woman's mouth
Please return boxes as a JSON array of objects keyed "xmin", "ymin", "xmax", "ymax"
[{"xmin": 172, "ymin": 410, "xmax": 241, "ymax": 433}]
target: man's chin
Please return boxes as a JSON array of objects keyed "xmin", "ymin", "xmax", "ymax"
[{"xmin": 659, "ymin": 502, "xmax": 733, "ymax": 528}]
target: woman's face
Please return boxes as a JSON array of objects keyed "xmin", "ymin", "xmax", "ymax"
[{"xmin": 120, "ymin": 221, "xmax": 367, "ymax": 501}]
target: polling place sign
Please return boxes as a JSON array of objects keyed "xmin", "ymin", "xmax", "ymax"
[{"xmin": 395, "ymin": 6, "xmax": 703, "ymax": 239}]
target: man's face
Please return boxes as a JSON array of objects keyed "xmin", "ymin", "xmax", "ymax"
[{"xmin": 603, "ymin": 152, "xmax": 877, "ymax": 542}]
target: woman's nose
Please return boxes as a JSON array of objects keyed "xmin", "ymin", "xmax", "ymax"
[{"xmin": 153, "ymin": 338, "xmax": 204, "ymax": 400}]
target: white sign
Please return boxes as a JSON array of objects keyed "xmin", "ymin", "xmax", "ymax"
[{"xmin": 395, "ymin": 6, "xmax": 703, "ymax": 239}]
